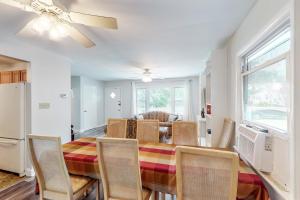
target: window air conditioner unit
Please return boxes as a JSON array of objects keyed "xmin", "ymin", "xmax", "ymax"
[{"xmin": 237, "ymin": 124, "xmax": 273, "ymax": 173}]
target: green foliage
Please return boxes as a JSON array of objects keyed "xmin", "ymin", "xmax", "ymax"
[{"xmin": 149, "ymin": 88, "xmax": 171, "ymax": 108}]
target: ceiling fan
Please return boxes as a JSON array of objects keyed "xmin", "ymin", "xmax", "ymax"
[
  {"xmin": 130, "ymin": 68, "xmax": 164, "ymax": 83},
  {"xmin": 0, "ymin": 0, "xmax": 118, "ymax": 48}
]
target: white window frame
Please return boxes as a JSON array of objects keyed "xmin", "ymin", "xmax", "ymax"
[
  {"xmin": 241, "ymin": 51, "xmax": 290, "ymax": 136},
  {"xmin": 239, "ymin": 20, "xmax": 291, "ymax": 138},
  {"xmin": 135, "ymin": 81, "xmax": 185, "ymax": 115}
]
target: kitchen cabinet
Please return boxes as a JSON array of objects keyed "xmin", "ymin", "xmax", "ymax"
[
  {"xmin": 0, "ymin": 70, "xmax": 27, "ymax": 84},
  {"xmin": 0, "ymin": 71, "xmax": 13, "ymax": 84}
]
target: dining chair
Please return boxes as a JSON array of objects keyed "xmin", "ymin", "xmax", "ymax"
[
  {"xmin": 218, "ymin": 118, "xmax": 235, "ymax": 148},
  {"xmin": 136, "ymin": 119, "xmax": 160, "ymax": 143},
  {"xmin": 176, "ymin": 146, "xmax": 239, "ymax": 200},
  {"xmin": 106, "ymin": 118, "xmax": 128, "ymax": 138},
  {"xmin": 28, "ymin": 135, "xmax": 99, "ymax": 200},
  {"xmin": 96, "ymin": 138, "xmax": 152, "ymax": 200},
  {"xmin": 172, "ymin": 121, "xmax": 198, "ymax": 146}
]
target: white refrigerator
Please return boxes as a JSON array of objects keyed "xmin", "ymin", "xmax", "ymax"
[{"xmin": 0, "ymin": 83, "xmax": 30, "ymax": 176}]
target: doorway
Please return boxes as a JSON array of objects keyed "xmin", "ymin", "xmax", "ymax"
[{"xmin": 105, "ymin": 87, "xmax": 122, "ymax": 121}]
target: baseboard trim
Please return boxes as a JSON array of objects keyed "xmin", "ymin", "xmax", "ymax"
[
  {"xmin": 25, "ymin": 167, "xmax": 34, "ymax": 177},
  {"xmin": 80, "ymin": 124, "xmax": 106, "ymax": 133}
]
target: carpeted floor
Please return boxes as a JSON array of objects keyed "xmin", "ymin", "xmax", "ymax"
[{"xmin": 0, "ymin": 170, "xmax": 25, "ymax": 191}]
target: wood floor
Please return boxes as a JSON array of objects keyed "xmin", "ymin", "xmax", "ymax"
[
  {"xmin": 0, "ymin": 178, "xmax": 175, "ymax": 200},
  {"xmin": 0, "ymin": 178, "xmax": 37, "ymax": 200},
  {"xmin": 0, "ymin": 178, "xmax": 97, "ymax": 200}
]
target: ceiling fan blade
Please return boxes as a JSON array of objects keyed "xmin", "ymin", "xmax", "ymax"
[
  {"xmin": 63, "ymin": 24, "xmax": 95, "ymax": 48},
  {"xmin": 69, "ymin": 12, "xmax": 118, "ymax": 29},
  {"xmin": 17, "ymin": 18, "xmax": 36, "ymax": 36},
  {"xmin": 0, "ymin": 0, "xmax": 33, "ymax": 11},
  {"xmin": 38, "ymin": 0, "xmax": 53, "ymax": 6}
]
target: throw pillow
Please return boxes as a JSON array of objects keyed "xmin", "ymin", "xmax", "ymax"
[{"xmin": 168, "ymin": 114, "xmax": 178, "ymax": 122}]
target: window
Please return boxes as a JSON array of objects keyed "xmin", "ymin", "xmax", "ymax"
[
  {"xmin": 136, "ymin": 88, "xmax": 146, "ymax": 114},
  {"xmin": 242, "ymin": 27, "xmax": 290, "ymax": 132},
  {"xmin": 136, "ymin": 85, "xmax": 185, "ymax": 115},
  {"xmin": 174, "ymin": 87, "xmax": 185, "ymax": 115},
  {"xmin": 148, "ymin": 88, "xmax": 171, "ymax": 112}
]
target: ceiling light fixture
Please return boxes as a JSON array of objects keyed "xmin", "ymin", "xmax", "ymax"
[
  {"xmin": 142, "ymin": 75, "xmax": 152, "ymax": 82},
  {"xmin": 31, "ymin": 13, "xmax": 67, "ymax": 40},
  {"xmin": 49, "ymin": 23, "xmax": 67, "ymax": 40},
  {"xmin": 142, "ymin": 69, "xmax": 152, "ymax": 82},
  {"xmin": 32, "ymin": 14, "xmax": 53, "ymax": 34},
  {"xmin": 1, "ymin": 0, "xmax": 118, "ymax": 48}
]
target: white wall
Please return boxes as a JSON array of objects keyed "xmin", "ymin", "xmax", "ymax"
[
  {"xmin": 202, "ymin": 48, "xmax": 229, "ymax": 147},
  {"xmin": 292, "ymin": 0, "xmax": 300, "ymax": 198},
  {"xmin": 225, "ymin": 0, "xmax": 292, "ymax": 199},
  {"xmin": 71, "ymin": 76, "xmax": 105, "ymax": 132},
  {"xmin": 104, "ymin": 77, "xmax": 200, "ymax": 120},
  {"xmin": 0, "ymin": 38, "xmax": 71, "ymax": 144}
]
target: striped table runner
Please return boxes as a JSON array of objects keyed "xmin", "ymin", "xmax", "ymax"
[{"xmin": 63, "ymin": 137, "xmax": 269, "ymax": 200}]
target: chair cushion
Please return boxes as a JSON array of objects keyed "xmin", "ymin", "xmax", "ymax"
[
  {"xmin": 70, "ymin": 175, "xmax": 92, "ymax": 193},
  {"xmin": 142, "ymin": 187, "xmax": 152, "ymax": 200}
]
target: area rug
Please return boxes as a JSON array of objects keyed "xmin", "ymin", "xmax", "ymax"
[{"xmin": 0, "ymin": 170, "xmax": 24, "ymax": 191}]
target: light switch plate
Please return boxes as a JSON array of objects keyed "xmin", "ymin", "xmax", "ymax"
[{"xmin": 39, "ymin": 102, "xmax": 50, "ymax": 109}]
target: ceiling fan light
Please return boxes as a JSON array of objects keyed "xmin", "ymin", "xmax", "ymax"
[
  {"xmin": 32, "ymin": 15, "xmax": 53, "ymax": 34},
  {"xmin": 49, "ymin": 23, "xmax": 67, "ymax": 40},
  {"xmin": 49, "ymin": 27, "xmax": 60, "ymax": 40},
  {"xmin": 142, "ymin": 75, "xmax": 152, "ymax": 83},
  {"xmin": 56, "ymin": 23, "xmax": 67, "ymax": 37}
]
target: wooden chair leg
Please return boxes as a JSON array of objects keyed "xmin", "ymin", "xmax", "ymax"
[
  {"xmin": 154, "ymin": 191, "xmax": 159, "ymax": 200},
  {"xmin": 95, "ymin": 180, "xmax": 100, "ymax": 200},
  {"xmin": 161, "ymin": 192, "xmax": 166, "ymax": 200},
  {"xmin": 100, "ymin": 180, "xmax": 104, "ymax": 200}
]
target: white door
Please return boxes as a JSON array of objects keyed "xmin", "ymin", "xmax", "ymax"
[
  {"xmin": 82, "ymin": 85, "xmax": 98, "ymax": 131},
  {"xmin": 105, "ymin": 87, "xmax": 121, "ymax": 121}
]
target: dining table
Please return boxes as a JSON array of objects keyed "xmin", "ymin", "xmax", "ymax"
[{"xmin": 62, "ymin": 137, "xmax": 270, "ymax": 200}]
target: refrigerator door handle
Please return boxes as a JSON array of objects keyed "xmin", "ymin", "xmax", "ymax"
[{"xmin": 0, "ymin": 139, "xmax": 18, "ymax": 146}]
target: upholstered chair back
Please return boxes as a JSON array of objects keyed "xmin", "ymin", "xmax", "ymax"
[
  {"xmin": 218, "ymin": 118, "xmax": 235, "ymax": 148},
  {"xmin": 28, "ymin": 135, "xmax": 73, "ymax": 199},
  {"xmin": 107, "ymin": 118, "xmax": 128, "ymax": 138},
  {"xmin": 136, "ymin": 120, "xmax": 160, "ymax": 143},
  {"xmin": 172, "ymin": 121, "xmax": 198, "ymax": 146},
  {"xmin": 176, "ymin": 146, "xmax": 239, "ymax": 200},
  {"xmin": 96, "ymin": 138, "xmax": 144, "ymax": 200}
]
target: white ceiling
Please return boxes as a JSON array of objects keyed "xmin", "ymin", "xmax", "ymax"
[{"xmin": 0, "ymin": 0, "xmax": 256, "ymax": 81}]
